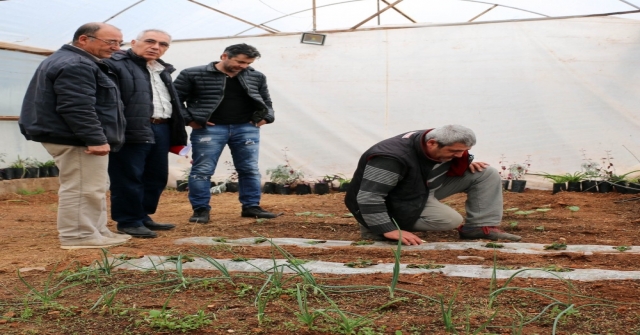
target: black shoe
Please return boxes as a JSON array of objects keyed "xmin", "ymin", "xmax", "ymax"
[
  {"xmin": 241, "ymin": 206, "xmax": 281, "ymax": 219},
  {"xmin": 458, "ymin": 226, "xmax": 521, "ymax": 241},
  {"xmin": 143, "ymin": 220, "xmax": 176, "ymax": 231},
  {"xmin": 189, "ymin": 208, "xmax": 210, "ymax": 224},
  {"xmin": 117, "ymin": 226, "xmax": 158, "ymax": 238}
]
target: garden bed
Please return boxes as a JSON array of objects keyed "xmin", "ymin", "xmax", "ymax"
[{"xmin": 0, "ymin": 189, "xmax": 639, "ymax": 334}]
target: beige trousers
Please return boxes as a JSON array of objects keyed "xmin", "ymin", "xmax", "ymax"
[{"xmin": 42, "ymin": 143, "xmax": 110, "ymax": 242}]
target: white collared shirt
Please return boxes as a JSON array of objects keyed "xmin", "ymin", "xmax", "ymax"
[{"xmin": 147, "ymin": 60, "xmax": 173, "ymax": 119}]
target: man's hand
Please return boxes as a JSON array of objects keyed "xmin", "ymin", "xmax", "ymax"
[
  {"xmin": 85, "ymin": 144, "xmax": 110, "ymax": 156},
  {"xmin": 469, "ymin": 161, "xmax": 489, "ymax": 173},
  {"xmin": 251, "ymin": 119, "xmax": 268, "ymax": 128},
  {"xmin": 189, "ymin": 121, "xmax": 214, "ymax": 129},
  {"xmin": 383, "ymin": 230, "xmax": 424, "ymax": 245}
]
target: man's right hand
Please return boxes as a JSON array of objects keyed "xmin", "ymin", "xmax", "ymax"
[
  {"xmin": 189, "ymin": 121, "xmax": 215, "ymax": 129},
  {"xmin": 85, "ymin": 144, "xmax": 110, "ymax": 156},
  {"xmin": 383, "ymin": 230, "xmax": 424, "ymax": 245}
]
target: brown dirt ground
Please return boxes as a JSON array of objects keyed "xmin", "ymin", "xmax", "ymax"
[{"xmin": 1, "ymin": 188, "xmax": 640, "ymax": 334}]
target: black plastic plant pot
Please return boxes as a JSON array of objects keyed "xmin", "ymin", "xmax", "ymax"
[
  {"xmin": 567, "ymin": 181, "xmax": 581, "ymax": 192},
  {"xmin": 627, "ymin": 182, "xmax": 640, "ymax": 194},
  {"xmin": 338, "ymin": 182, "xmax": 350, "ymax": 192},
  {"xmin": 597, "ymin": 181, "xmax": 611, "ymax": 193},
  {"xmin": 48, "ymin": 166, "xmax": 59, "ymax": 177},
  {"xmin": 295, "ymin": 184, "xmax": 311, "ymax": 195},
  {"xmin": 39, "ymin": 166, "xmax": 49, "ymax": 178},
  {"xmin": 614, "ymin": 181, "xmax": 628, "ymax": 194},
  {"xmin": 510, "ymin": 180, "xmax": 526, "ymax": 193},
  {"xmin": 226, "ymin": 182, "xmax": 239, "ymax": 193},
  {"xmin": 262, "ymin": 182, "xmax": 276, "ymax": 194},
  {"xmin": 2, "ymin": 168, "xmax": 14, "ymax": 180},
  {"xmin": 552, "ymin": 182, "xmax": 566, "ymax": 195},
  {"xmin": 176, "ymin": 180, "xmax": 188, "ymax": 192},
  {"xmin": 581, "ymin": 180, "xmax": 597, "ymax": 193},
  {"xmin": 314, "ymin": 183, "xmax": 330, "ymax": 195},
  {"xmin": 24, "ymin": 167, "xmax": 38, "ymax": 178},
  {"xmin": 275, "ymin": 183, "xmax": 290, "ymax": 195},
  {"xmin": 501, "ymin": 180, "xmax": 509, "ymax": 190}
]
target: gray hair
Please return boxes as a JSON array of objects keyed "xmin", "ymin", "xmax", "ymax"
[
  {"xmin": 425, "ymin": 125, "xmax": 476, "ymax": 147},
  {"xmin": 137, "ymin": 29, "xmax": 172, "ymax": 42}
]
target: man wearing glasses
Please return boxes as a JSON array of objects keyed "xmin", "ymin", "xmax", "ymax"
[
  {"xmin": 19, "ymin": 23, "xmax": 128, "ymax": 249},
  {"xmin": 104, "ymin": 29, "xmax": 187, "ymax": 238}
]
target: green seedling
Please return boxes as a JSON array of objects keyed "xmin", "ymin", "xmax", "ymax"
[
  {"xmin": 231, "ymin": 257, "xmax": 250, "ymax": 262},
  {"xmin": 351, "ymin": 240, "xmax": 375, "ymax": 246},
  {"xmin": 566, "ymin": 206, "xmax": 580, "ymax": 217},
  {"xmin": 166, "ymin": 255, "xmax": 195, "ymax": 263},
  {"xmin": 494, "ymin": 265, "xmax": 520, "ymax": 270},
  {"xmin": 306, "ymin": 240, "xmax": 327, "ymax": 245},
  {"xmin": 255, "ymin": 218, "xmax": 268, "ymax": 224},
  {"xmin": 484, "ymin": 242, "xmax": 504, "ymax": 248},
  {"xmin": 613, "ymin": 245, "xmax": 632, "ymax": 252},
  {"xmin": 407, "ymin": 263, "xmax": 445, "ymax": 270},
  {"xmin": 344, "ymin": 259, "xmax": 374, "ymax": 268},
  {"xmin": 342, "ymin": 213, "xmax": 354, "ymax": 217},
  {"xmin": 287, "ymin": 259, "xmax": 309, "ymax": 265},
  {"xmin": 536, "ymin": 208, "xmax": 552, "ymax": 218},
  {"xmin": 543, "ymin": 264, "xmax": 573, "ymax": 272},
  {"xmin": 508, "ymin": 221, "xmax": 519, "ymax": 230},
  {"xmin": 514, "ymin": 210, "xmax": 535, "ymax": 218},
  {"xmin": 254, "ymin": 237, "xmax": 268, "ymax": 244},
  {"xmin": 505, "ymin": 207, "xmax": 519, "ymax": 212},
  {"xmin": 295, "ymin": 211, "xmax": 313, "ymax": 216},
  {"xmin": 544, "ymin": 242, "xmax": 567, "ymax": 250},
  {"xmin": 534, "ymin": 225, "xmax": 545, "ymax": 232},
  {"xmin": 16, "ymin": 188, "xmax": 45, "ymax": 196},
  {"xmin": 212, "ymin": 237, "xmax": 228, "ymax": 243},
  {"xmin": 313, "ymin": 213, "xmax": 333, "ymax": 218},
  {"xmin": 116, "ymin": 254, "xmax": 141, "ymax": 260}
]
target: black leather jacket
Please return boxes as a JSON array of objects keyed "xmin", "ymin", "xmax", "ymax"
[
  {"xmin": 19, "ymin": 45, "xmax": 125, "ymax": 150},
  {"xmin": 173, "ymin": 62, "xmax": 275, "ymax": 127},
  {"xmin": 104, "ymin": 49, "xmax": 187, "ymax": 146}
]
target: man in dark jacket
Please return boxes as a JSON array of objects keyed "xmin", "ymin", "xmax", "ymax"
[
  {"xmin": 104, "ymin": 29, "xmax": 187, "ymax": 238},
  {"xmin": 19, "ymin": 22, "xmax": 128, "ymax": 249},
  {"xmin": 174, "ymin": 43, "xmax": 277, "ymax": 223},
  {"xmin": 345, "ymin": 125, "xmax": 521, "ymax": 245}
]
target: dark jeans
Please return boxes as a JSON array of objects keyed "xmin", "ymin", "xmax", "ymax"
[
  {"xmin": 109, "ymin": 123, "xmax": 170, "ymax": 228},
  {"xmin": 188, "ymin": 123, "xmax": 261, "ymax": 211}
]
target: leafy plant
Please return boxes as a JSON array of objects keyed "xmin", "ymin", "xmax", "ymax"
[
  {"xmin": 351, "ymin": 240, "xmax": 375, "ymax": 246},
  {"xmin": 508, "ymin": 221, "xmax": 519, "ymax": 230},
  {"xmin": 566, "ymin": 206, "xmax": 580, "ymax": 217},
  {"xmin": 544, "ymin": 242, "xmax": 567, "ymax": 250},
  {"xmin": 144, "ymin": 309, "xmax": 213, "ymax": 332},
  {"xmin": 563, "ymin": 172, "xmax": 587, "ymax": 183},
  {"xmin": 534, "ymin": 172, "xmax": 571, "ymax": 183},
  {"xmin": 485, "ymin": 242, "xmax": 504, "ymax": 248},
  {"xmin": 344, "ymin": 259, "xmax": 374, "ymax": 268},
  {"xmin": 306, "ymin": 240, "xmax": 326, "ymax": 245},
  {"xmin": 613, "ymin": 245, "xmax": 631, "ymax": 252},
  {"xmin": 514, "ymin": 210, "xmax": 534, "ymax": 218},
  {"xmin": 212, "ymin": 237, "xmax": 228, "ymax": 243},
  {"xmin": 254, "ymin": 237, "xmax": 268, "ymax": 244},
  {"xmin": 266, "ymin": 148, "xmax": 304, "ymax": 185},
  {"xmin": 534, "ymin": 225, "xmax": 545, "ymax": 232},
  {"xmin": 536, "ymin": 208, "xmax": 551, "ymax": 218},
  {"xmin": 543, "ymin": 264, "xmax": 573, "ymax": 272},
  {"xmin": 507, "ymin": 156, "xmax": 531, "ymax": 180}
]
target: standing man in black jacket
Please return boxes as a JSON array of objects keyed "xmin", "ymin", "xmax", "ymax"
[
  {"xmin": 19, "ymin": 22, "xmax": 128, "ymax": 249},
  {"xmin": 104, "ymin": 29, "xmax": 187, "ymax": 238},
  {"xmin": 174, "ymin": 43, "xmax": 277, "ymax": 223}
]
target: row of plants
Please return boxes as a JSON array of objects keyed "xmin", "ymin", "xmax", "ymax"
[
  {"xmin": 500, "ymin": 150, "xmax": 640, "ymax": 194},
  {"xmin": 0, "ymin": 154, "xmax": 59, "ymax": 180}
]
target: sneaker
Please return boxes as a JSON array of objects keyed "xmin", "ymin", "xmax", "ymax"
[
  {"xmin": 458, "ymin": 226, "xmax": 521, "ymax": 241},
  {"xmin": 359, "ymin": 224, "xmax": 387, "ymax": 241},
  {"xmin": 60, "ymin": 236, "xmax": 127, "ymax": 250},
  {"xmin": 101, "ymin": 229, "xmax": 132, "ymax": 240},
  {"xmin": 241, "ymin": 206, "xmax": 281, "ymax": 219},
  {"xmin": 189, "ymin": 208, "xmax": 210, "ymax": 224}
]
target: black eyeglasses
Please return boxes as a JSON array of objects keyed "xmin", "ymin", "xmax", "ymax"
[
  {"xmin": 140, "ymin": 39, "xmax": 170, "ymax": 48},
  {"xmin": 87, "ymin": 35, "xmax": 124, "ymax": 47}
]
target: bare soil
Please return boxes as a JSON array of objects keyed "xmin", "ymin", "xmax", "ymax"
[{"xmin": 1, "ymin": 188, "xmax": 639, "ymax": 334}]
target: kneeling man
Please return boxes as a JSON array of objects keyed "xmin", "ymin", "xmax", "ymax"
[{"xmin": 344, "ymin": 125, "xmax": 521, "ymax": 245}]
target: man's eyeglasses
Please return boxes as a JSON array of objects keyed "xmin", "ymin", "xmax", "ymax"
[
  {"xmin": 87, "ymin": 35, "xmax": 124, "ymax": 47},
  {"xmin": 140, "ymin": 39, "xmax": 170, "ymax": 48}
]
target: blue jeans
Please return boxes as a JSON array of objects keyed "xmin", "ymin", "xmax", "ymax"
[
  {"xmin": 109, "ymin": 123, "xmax": 170, "ymax": 228},
  {"xmin": 188, "ymin": 123, "xmax": 261, "ymax": 211}
]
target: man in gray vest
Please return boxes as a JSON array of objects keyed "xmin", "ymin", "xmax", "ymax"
[{"xmin": 345, "ymin": 125, "xmax": 521, "ymax": 245}]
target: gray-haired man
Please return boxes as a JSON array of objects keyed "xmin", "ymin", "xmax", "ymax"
[{"xmin": 344, "ymin": 125, "xmax": 521, "ymax": 245}]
